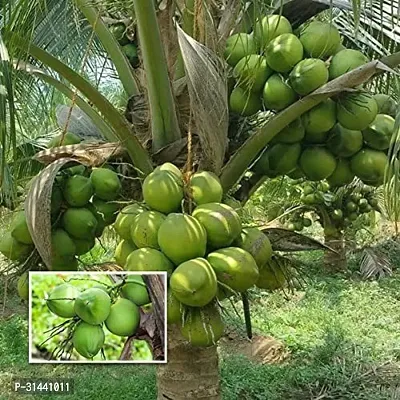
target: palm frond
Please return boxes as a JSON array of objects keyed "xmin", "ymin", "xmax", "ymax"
[{"xmin": 359, "ymin": 246, "xmax": 392, "ymax": 279}]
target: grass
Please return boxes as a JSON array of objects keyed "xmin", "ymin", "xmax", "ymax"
[{"xmin": 1, "ymin": 252, "xmax": 400, "ymax": 399}]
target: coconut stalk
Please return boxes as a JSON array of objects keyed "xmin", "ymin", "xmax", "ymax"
[
  {"xmin": 132, "ymin": 0, "xmax": 181, "ymax": 152},
  {"xmin": 75, "ymin": 0, "xmax": 139, "ymax": 97}
]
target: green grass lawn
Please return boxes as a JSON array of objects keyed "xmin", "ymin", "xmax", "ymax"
[{"xmin": 1, "ymin": 254, "xmax": 400, "ymax": 399}]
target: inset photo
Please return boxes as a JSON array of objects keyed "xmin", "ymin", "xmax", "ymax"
[{"xmin": 29, "ymin": 271, "xmax": 166, "ymax": 363}]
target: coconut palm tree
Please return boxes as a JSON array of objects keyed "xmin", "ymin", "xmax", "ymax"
[{"xmin": 1, "ymin": 0, "xmax": 399, "ymax": 398}]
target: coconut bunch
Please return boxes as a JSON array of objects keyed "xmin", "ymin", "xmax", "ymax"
[
  {"xmin": 109, "ymin": 21, "xmax": 140, "ymax": 68},
  {"xmin": 43, "ymin": 274, "xmax": 149, "ymax": 360},
  {"xmin": 113, "ymin": 162, "xmax": 284, "ymax": 347},
  {"xmin": 0, "ymin": 164, "xmax": 123, "ymax": 273},
  {"xmin": 281, "ymin": 181, "xmax": 379, "ymax": 232},
  {"xmin": 224, "ymin": 16, "xmax": 398, "ymax": 188}
]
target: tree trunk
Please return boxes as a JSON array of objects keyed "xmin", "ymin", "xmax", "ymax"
[
  {"xmin": 324, "ymin": 224, "xmax": 347, "ymax": 271},
  {"xmin": 157, "ymin": 325, "xmax": 221, "ymax": 400}
]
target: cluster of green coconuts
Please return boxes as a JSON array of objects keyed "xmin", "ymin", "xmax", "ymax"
[
  {"xmin": 48, "ymin": 164, "xmax": 123, "ymax": 270},
  {"xmin": 109, "ymin": 22, "xmax": 139, "ymax": 68},
  {"xmin": 45, "ymin": 275, "xmax": 149, "ymax": 360},
  {"xmin": 0, "ymin": 162, "xmax": 123, "ymax": 272},
  {"xmin": 111, "ymin": 162, "xmax": 284, "ymax": 347},
  {"xmin": 224, "ymin": 15, "xmax": 397, "ymax": 187},
  {"xmin": 282, "ymin": 181, "xmax": 379, "ymax": 232}
]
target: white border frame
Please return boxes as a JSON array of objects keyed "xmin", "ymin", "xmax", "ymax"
[{"xmin": 28, "ymin": 271, "xmax": 168, "ymax": 364}]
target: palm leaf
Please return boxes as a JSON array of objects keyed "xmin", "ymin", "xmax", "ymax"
[{"xmin": 359, "ymin": 246, "xmax": 392, "ymax": 279}]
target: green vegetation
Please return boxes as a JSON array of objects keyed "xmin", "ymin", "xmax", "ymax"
[{"xmin": 2, "ymin": 251, "xmax": 400, "ymax": 399}]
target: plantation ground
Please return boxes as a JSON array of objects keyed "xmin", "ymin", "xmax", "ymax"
[{"xmin": 1, "ymin": 252, "xmax": 400, "ymax": 400}]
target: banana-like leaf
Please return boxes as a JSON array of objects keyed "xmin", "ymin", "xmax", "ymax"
[
  {"xmin": 220, "ymin": 52, "xmax": 400, "ymax": 192},
  {"xmin": 177, "ymin": 26, "xmax": 229, "ymax": 173},
  {"xmin": 262, "ymin": 227, "xmax": 336, "ymax": 252}
]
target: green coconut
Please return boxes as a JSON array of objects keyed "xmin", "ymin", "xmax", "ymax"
[
  {"xmin": 51, "ymin": 258, "xmax": 79, "ymax": 271},
  {"xmin": 229, "ymin": 87, "xmax": 262, "ymax": 116},
  {"xmin": 207, "ymin": 247, "xmax": 259, "ymax": 292},
  {"xmin": 63, "ymin": 175, "xmax": 93, "ymax": 207},
  {"xmin": 373, "ymin": 94, "xmax": 397, "ymax": 117},
  {"xmin": 91, "ymin": 197, "xmax": 121, "ymax": 225},
  {"xmin": 302, "ymin": 99, "xmax": 337, "ymax": 142},
  {"xmin": 263, "ymin": 74, "xmax": 297, "ymax": 111},
  {"xmin": 51, "ymin": 184, "xmax": 64, "ymax": 216},
  {"xmin": 154, "ymin": 163, "xmax": 183, "ymax": 179},
  {"xmin": 74, "ymin": 288, "xmax": 111, "ymax": 325},
  {"xmin": 180, "ymin": 303, "xmax": 224, "ymax": 347},
  {"xmin": 143, "ymin": 170, "xmax": 184, "ymax": 214},
  {"xmin": 73, "ymin": 321, "xmax": 105, "ymax": 359},
  {"xmin": 66, "ymin": 165, "xmax": 87, "ymax": 176},
  {"xmin": 254, "ymin": 15, "xmax": 292, "ymax": 48},
  {"xmin": 273, "ymin": 119, "xmax": 305, "ymax": 144},
  {"xmin": 350, "ymin": 148, "xmax": 388, "ymax": 185},
  {"xmin": 90, "ymin": 168, "xmax": 121, "ymax": 201},
  {"xmin": 109, "ymin": 22, "xmax": 129, "ymax": 45},
  {"xmin": 333, "ymin": 42, "xmax": 346, "ymax": 55},
  {"xmin": 73, "ymin": 237, "xmax": 96, "ymax": 256},
  {"xmin": 10, "ymin": 211, "xmax": 33, "ymax": 245},
  {"xmin": 327, "ymin": 123, "xmax": 363, "ymax": 157},
  {"xmin": 51, "ymin": 228, "xmax": 76, "ymax": 261},
  {"xmin": 265, "ymin": 33, "xmax": 304, "ymax": 73},
  {"xmin": 300, "ymin": 147, "xmax": 337, "ymax": 181},
  {"xmin": 170, "ymin": 258, "xmax": 218, "ymax": 307},
  {"xmin": 167, "ymin": 291, "xmax": 183, "ymax": 324},
  {"xmin": 114, "ymin": 239, "xmax": 137, "ymax": 267},
  {"xmin": 105, "ymin": 298, "xmax": 140, "ymax": 337},
  {"xmin": 362, "ymin": 114, "xmax": 395, "ymax": 150},
  {"xmin": 256, "ymin": 257, "xmax": 286, "ymax": 290},
  {"xmin": 125, "ymin": 248, "xmax": 174, "ymax": 275},
  {"xmin": 192, "ymin": 203, "xmax": 242, "ymax": 249},
  {"xmin": 122, "ymin": 43, "xmax": 139, "ymax": 67},
  {"xmin": 189, "ymin": 171, "xmax": 223, "ymax": 205},
  {"xmin": 62, "ymin": 208, "xmax": 98, "ymax": 239},
  {"xmin": 234, "ymin": 228, "xmax": 273, "ymax": 268},
  {"xmin": 337, "ymin": 92, "xmax": 378, "ymax": 131},
  {"xmin": 130, "ymin": 210, "xmax": 165, "ymax": 249},
  {"xmin": 47, "ymin": 132, "xmax": 81, "ymax": 148},
  {"xmin": 158, "ymin": 213, "xmax": 207, "ymax": 265},
  {"xmin": 224, "ymin": 33, "xmax": 257, "ymax": 67},
  {"xmin": 254, "ymin": 143, "xmax": 301, "ymax": 176},
  {"xmin": 121, "ymin": 275, "xmax": 150, "ymax": 306},
  {"xmin": 47, "ymin": 283, "xmax": 80, "ymax": 318},
  {"xmin": 287, "ymin": 166, "xmax": 305, "ymax": 179},
  {"xmin": 329, "ymin": 49, "xmax": 369, "ymax": 80},
  {"xmin": 114, "ymin": 203, "xmax": 146, "ymax": 241},
  {"xmin": 327, "ymin": 159, "xmax": 355, "ymax": 187},
  {"xmin": 289, "ymin": 58, "xmax": 329, "ymax": 95},
  {"xmin": 299, "ymin": 21, "xmax": 340, "ymax": 59},
  {"xmin": 17, "ymin": 272, "xmax": 29, "ymax": 300},
  {"xmin": 233, "ymin": 55, "xmax": 272, "ymax": 92}
]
